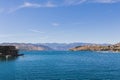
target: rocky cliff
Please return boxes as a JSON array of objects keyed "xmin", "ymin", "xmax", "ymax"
[
  {"xmin": 70, "ymin": 43, "xmax": 120, "ymax": 52},
  {"xmin": 0, "ymin": 46, "xmax": 21, "ymax": 57}
]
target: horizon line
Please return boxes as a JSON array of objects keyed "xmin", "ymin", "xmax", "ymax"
[{"xmin": 0, "ymin": 42, "xmax": 117, "ymax": 44}]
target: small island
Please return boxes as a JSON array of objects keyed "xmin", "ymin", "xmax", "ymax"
[
  {"xmin": 0, "ymin": 46, "xmax": 23, "ymax": 58},
  {"xmin": 70, "ymin": 43, "xmax": 120, "ymax": 52}
]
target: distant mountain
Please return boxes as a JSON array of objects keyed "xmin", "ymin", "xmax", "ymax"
[
  {"xmin": 0, "ymin": 43, "xmax": 53, "ymax": 51},
  {"xmin": 40, "ymin": 43, "xmax": 109, "ymax": 51},
  {"xmin": 0, "ymin": 42, "xmax": 110, "ymax": 51}
]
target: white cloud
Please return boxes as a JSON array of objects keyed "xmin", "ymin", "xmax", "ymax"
[
  {"xmin": 64, "ymin": 0, "xmax": 120, "ymax": 4},
  {"xmin": 92, "ymin": 0, "xmax": 120, "ymax": 3},
  {"xmin": 9, "ymin": 1, "xmax": 56, "ymax": 13},
  {"xmin": 21, "ymin": 2, "xmax": 41, "ymax": 8},
  {"xmin": 29, "ymin": 29, "xmax": 45, "ymax": 33},
  {"xmin": 64, "ymin": 0, "xmax": 86, "ymax": 5},
  {"xmin": 20, "ymin": 1, "xmax": 56, "ymax": 8},
  {"xmin": 52, "ymin": 23, "xmax": 60, "ymax": 26},
  {"xmin": 43, "ymin": 1, "xmax": 57, "ymax": 7},
  {"xmin": 7, "ymin": 0, "xmax": 120, "ymax": 13}
]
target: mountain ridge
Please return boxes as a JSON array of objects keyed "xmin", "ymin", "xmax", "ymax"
[
  {"xmin": 0, "ymin": 42, "xmax": 111, "ymax": 51},
  {"xmin": 0, "ymin": 43, "xmax": 53, "ymax": 51},
  {"xmin": 70, "ymin": 43, "xmax": 120, "ymax": 52}
]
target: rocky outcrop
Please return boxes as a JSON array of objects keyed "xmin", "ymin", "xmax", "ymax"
[
  {"xmin": 70, "ymin": 43, "xmax": 120, "ymax": 52},
  {"xmin": 0, "ymin": 46, "xmax": 23, "ymax": 57}
]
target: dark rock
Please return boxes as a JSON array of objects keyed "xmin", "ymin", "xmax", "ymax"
[{"xmin": 0, "ymin": 46, "xmax": 23, "ymax": 57}]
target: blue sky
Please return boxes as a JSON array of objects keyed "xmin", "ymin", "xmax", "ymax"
[{"xmin": 0, "ymin": 0, "xmax": 120, "ymax": 44}]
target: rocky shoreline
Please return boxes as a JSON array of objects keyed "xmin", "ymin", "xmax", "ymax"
[
  {"xmin": 0, "ymin": 46, "xmax": 23, "ymax": 58},
  {"xmin": 70, "ymin": 43, "xmax": 120, "ymax": 52}
]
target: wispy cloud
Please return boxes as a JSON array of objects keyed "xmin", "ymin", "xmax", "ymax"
[
  {"xmin": 7, "ymin": 0, "xmax": 120, "ymax": 13},
  {"xmin": 63, "ymin": 0, "xmax": 86, "ymax": 5},
  {"xmin": 29, "ymin": 29, "xmax": 45, "ymax": 33},
  {"xmin": 64, "ymin": 0, "xmax": 120, "ymax": 4},
  {"xmin": 44, "ymin": 1, "xmax": 57, "ymax": 7},
  {"xmin": 52, "ymin": 22, "xmax": 60, "ymax": 27},
  {"xmin": 92, "ymin": 0, "xmax": 120, "ymax": 3},
  {"xmin": 19, "ymin": 1, "xmax": 56, "ymax": 8},
  {"xmin": 9, "ymin": 1, "xmax": 56, "ymax": 13},
  {"xmin": 20, "ymin": 2, "xmax": 41, "ymax": 8}
]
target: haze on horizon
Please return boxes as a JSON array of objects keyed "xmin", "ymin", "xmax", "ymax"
[{"xmin": 0, "ymin": 0, "xmax": 120, "ymax": 44}]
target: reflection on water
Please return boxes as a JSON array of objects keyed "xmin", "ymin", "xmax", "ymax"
[
  {"xmin": 0, "ymin": 57, "xmax": 18, "ymax": 61},
  {"xmin": 0, "ymin": 57, "xmax": 17, "ymax": 80}
]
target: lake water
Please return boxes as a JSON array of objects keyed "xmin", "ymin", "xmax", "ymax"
[{"xmin": 0, "ymin": 51, "xmax": 120, "ymax": 80}]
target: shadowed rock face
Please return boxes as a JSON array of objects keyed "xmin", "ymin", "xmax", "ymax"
[
  {"xmin": 0, "ymin": 46, "xmax": 19, "ymax": 57},
  {"xmin": 70, "ymin": 43, "xmax": 120, "ymax": 52}
]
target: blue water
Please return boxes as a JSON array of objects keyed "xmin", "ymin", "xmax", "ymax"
[{"xmin": 1, "ymin": 51, "xmax": 120, "ymax": 80}]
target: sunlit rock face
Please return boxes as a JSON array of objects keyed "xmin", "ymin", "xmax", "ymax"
[{"xmin": 70, "ymin": 43, "xmax": 120, "ymax": 52}]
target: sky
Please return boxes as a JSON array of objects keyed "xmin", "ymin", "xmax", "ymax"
[{"xmin": 0, "ymin": 0, "xmax": 120, "ymax": 44}]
